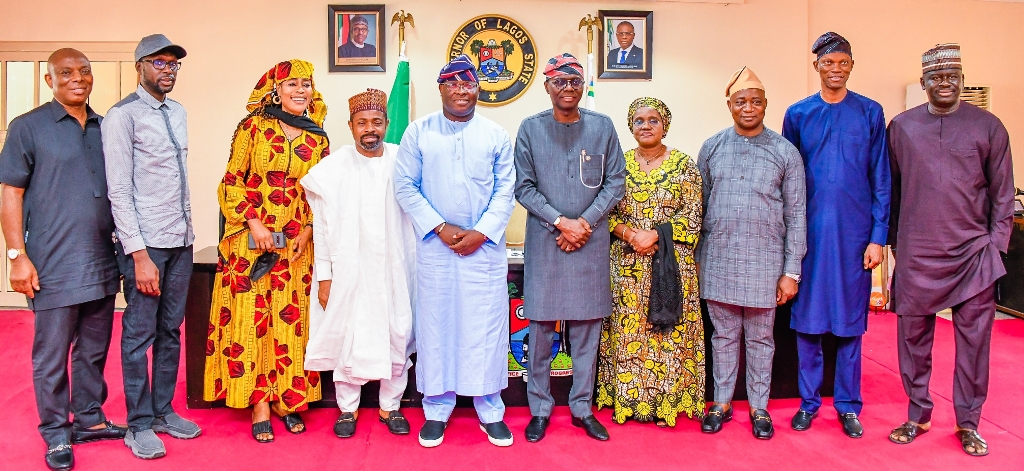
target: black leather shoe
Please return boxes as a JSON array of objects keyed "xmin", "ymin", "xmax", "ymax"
[
  {"xmin": 751, "ymin": 409, "xmax": 774, "ymax": 440},
  {"xmin": 571, "ymin": 415, "xmax": 609, "ymax": 441},
  {"xmin": 790, "ymin": 409, "xmax": 817, "ymax": 432},
  {"xmin": 378, "ymin": 410, "xmax": 410, "ymax": 435},
  {"xmin": 525, "ymin": 416, "xmax": 550, "ymax": 443},
  {"xmin": 71, "ymin": 421, "xmax": 128, "ymax": 444},
  {"xmin": 45, "ymin": 444, "xmax": 74, "ymax": 471},
  {"xmin": 701, "ymin": 405, "xmax": 733, "ymax": 434},
  {"xmin": 839, "ymin": 412, "xmax": 864, "ymax": 438},
  {"xmin": 333, "ymin": 412, "xmax": 356, "ymax": 438}
]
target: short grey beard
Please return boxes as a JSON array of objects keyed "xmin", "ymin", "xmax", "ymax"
[{"xmin": 359, "ymin": 138, "xmax": 382, "ymax": 152}]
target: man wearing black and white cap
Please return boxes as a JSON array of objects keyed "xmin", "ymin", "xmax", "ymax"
[{"xmin": 102, "ymin": 33, "xmax": 200, "ymax": 460}]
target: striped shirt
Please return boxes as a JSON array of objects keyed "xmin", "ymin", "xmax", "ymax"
[
  {"xmin": 696, "ymin": 127, "xmax": 807, "ymax": 308},
  {"xmin": 102, "ymin": 85, "xmax": 193, "ymax": 254}
]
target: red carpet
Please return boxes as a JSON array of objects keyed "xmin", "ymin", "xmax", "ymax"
[{"xmin": 0, "ymin": 310, "xmax": 1022, "ymax": 470}]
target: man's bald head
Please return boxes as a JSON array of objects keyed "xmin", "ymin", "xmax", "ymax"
[{"xmin": 45, "ymin": 48, "xmax": 92, "ymax": 107}]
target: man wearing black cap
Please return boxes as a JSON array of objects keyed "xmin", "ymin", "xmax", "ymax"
[
  {"xmin": 886, "ymin": 43, "xmax": 1014, "ymax": 457},
  {"xmin": 1, "ymin": 48, "xmax": 125, "ymax": 471},
  {"xmin": 102, "ymin": 34, "xmax": 200, "ymax": 460},
  {"xmin": 782, "ymin": 32, "xmax": 890, "ymax": 439}
]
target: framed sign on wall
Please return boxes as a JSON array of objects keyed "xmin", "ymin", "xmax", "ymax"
[
  {"xmin": 329, "ymin": 4, "xmax": 386, "ymax": 72},
  {"xmin": 598, "ymin": 10, "xmax": 653, "ymax": 80}
]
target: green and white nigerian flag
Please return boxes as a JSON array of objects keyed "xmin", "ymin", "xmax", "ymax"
[
  {"xmin": 585, "ymin": 52, "xmax": 596, "ymax": 110},
  {"xmin": 384, "ymin": 52, "xmax": 410, "ymax": 145}
]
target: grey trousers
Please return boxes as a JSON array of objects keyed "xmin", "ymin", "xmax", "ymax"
[
  {"xmin": 33, "ymin": 295, "xmax": 116, "ymax": 446},
  {"xmin": 706, "ymin": 300, "xmax": 776, "ymax": 410},
  {"xmin": 527, "ymin": 319, "xmax": 602, "ymax": 418},
  {"xmin": 117, "ymin": 245, "xmax": 193, "ymax": 432},
  {"xmin": 898, "ymin": 284, "xmax": 994, "ymax": 429}
]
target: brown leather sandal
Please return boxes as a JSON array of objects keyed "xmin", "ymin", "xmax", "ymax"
[
  {"xmin": 955, "ymin": 429, "xmax": 989, "ymax": 457},
  {"xmin": 889, "ymin": 421, "xmax": 928, "ymax": 444}
]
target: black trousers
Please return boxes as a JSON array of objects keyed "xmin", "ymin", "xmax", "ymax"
[
  {"xmin": 897, "ymin": 283, "xmax": 995, "ymax": 429},
  {"xmin": 33, "ymin": 295, "xmax": 116, "ymax": 446},
  {"xmin": 117, "ymin": 245, "xmax": 193, "ymax": 431}
]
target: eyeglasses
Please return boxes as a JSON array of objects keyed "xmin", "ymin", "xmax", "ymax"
[
  {"xmin": 615, "ymin": 32, "xmax": 635, "ymax": 37},
  {"xmin": 548, "ymin": 77, "xmax": 585, "ymax": 90},
  {"xmin": 925, "ymin": 72, "xmax": 961, "ymax": 86},
  {"xmin": 632, "ymin": 117, "xmax": 662, "ymax": 129},
  {"xmin": 444, "ymin": 81, "xmax": 479, "ymax": 92},
  {"xmin": 140, "ymin": 59, "xmax": 182, "ymax": 71}
]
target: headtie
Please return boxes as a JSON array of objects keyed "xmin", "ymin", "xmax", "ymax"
[
  {"xmin": 246, "ymin": 59, "xmax": 327, "ymax": 129},
  {"xmin": 627, "ymin": 97, "xmax": 672, "ymax": 133}
]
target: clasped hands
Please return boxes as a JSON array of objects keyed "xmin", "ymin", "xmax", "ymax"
[
  {"xmin": 435, "ymin": 223, "xmax": 487, "ymax": 256},
  {"xmin": 557, "ymin": 217, "xmax": 600, "ymax": 253}
]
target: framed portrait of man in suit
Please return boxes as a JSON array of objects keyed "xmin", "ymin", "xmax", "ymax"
[
  {"xmin": 328, "ymin": 4, "xmax": 386, "ymax": 72},
  {"xmin": 598, "ymin": 10, "xmax": 653, "ymax": 80}
]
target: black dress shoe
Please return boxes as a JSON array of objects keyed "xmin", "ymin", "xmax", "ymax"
[
  {"xmin": 701, "ymin": 405, "xmax": 733, "ymax": 434},
  {"xmin": 334, "ymin": 412, "xmax": 356, "ymax": 438},
  {"xmin": 790, "ymin": 409, "xmax": 817, "ymax": 432},
  {"xmin": 571, "ymin": 415, "xmax": 609, "ymax": 441},
  {"xmin": 750, "ymin": 409, "xmax": 775, "ymax": 440},
  {"xmin": 525, "ymin": 416, "xmax": 550, "ymax": 442},
  {"xmin": 71, "ymin": 421, "xmax": 128, "ymax": 444},
  {"xmin": 839, "ymin": 412, "xmax": 864, "ymax": 438},
  {"xmin": 379, "ymin": 410, "xmax": 410, "ymax": 435},
  {"xmin": 45, "ymin": 444, "xmax": 74, "ymax": 471}
]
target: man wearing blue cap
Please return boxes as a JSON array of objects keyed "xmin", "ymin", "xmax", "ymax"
[
  {"xmin": 103, "ymin": 34, "xmax": 200, "ymax": 460},
  {"xmin": 782, "ymin": 31, "xmax": 890, "ymax": 439},
  {"xmin": 394, "ymin": 54, "xmax": 517, "ymax": 448}
]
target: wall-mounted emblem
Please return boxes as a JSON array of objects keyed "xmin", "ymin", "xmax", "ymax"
[{"xmin": 447, "ymin": 15, "xmax": 538, "ymax": 106}]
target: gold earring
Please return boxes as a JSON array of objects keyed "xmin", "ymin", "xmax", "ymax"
[{"xmin": 272, "ymin": 94, "xmax": 281, "ymax": 105}]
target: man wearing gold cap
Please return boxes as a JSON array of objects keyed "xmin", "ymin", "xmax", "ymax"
[
  {"xmin": 697, "ymin": 67, "xmax": 807, "ymax": 440},
  {"xmin": 300, "ymin": 89, "xmax": 417, "ymax": 440},
  {"xmin": 886, "ymin": 44, "xmax": 1014, "ymax": 457}
]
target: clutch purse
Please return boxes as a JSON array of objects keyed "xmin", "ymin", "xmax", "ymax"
[{"xmin": 249, "ymin": 252, "xmax": 280, "ymax": 282}]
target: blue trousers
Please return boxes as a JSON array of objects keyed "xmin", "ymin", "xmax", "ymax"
[
  {"xmin": 422, "ymin": 391, "xmax": 505, "ymax": 424},
  {"xmin": 796, "ymin": 332, "xmax": 862, "ymax": 415},
  {"xmin": 117, "ymin": 245, "xmax": 193, "ymax": 431}
]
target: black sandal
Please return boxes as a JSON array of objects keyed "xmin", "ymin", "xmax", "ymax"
[
  {"xmin": 889, "ymin": 421, "xmax": 928, "ymax": 444},
  {"xmin": 278, "ymin": 413, "xmax": 305, "ymax": 434},
  {"xmin": 252, "ymin": 420, "xmax": 274, "ymax": 443},
  {"xmin": 956, "ymin": 429, "xmax": 989, "ymax": 457}
]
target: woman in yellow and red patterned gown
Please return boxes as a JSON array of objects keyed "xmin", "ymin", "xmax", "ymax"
[
  {"xmin": 596, "ymin": 97, "xmax": 706, "ymax": 428},
  {"xmin": 204, "ymin": 60, "xmax": 329, "ymax": 442}
]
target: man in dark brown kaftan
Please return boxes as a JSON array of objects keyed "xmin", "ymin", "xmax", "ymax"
[{"xmin": 886, "ymin": 43, "xmax": 1014, "ymax": 457}]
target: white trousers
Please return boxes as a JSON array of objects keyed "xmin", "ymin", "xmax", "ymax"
[{"xmin": 334, "ymin": 368, "xmax": 410, "ymax": 413}]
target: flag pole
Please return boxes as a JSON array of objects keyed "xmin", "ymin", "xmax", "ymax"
[
  {"xmin": 385, "ymin": 11, "xmax": 415, "ymax": 145},
  {"xmin": 578, "ymin": 14, "xmax": 601, "ymax": 111}
]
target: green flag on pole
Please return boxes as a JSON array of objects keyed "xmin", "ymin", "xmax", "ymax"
[{"xmin": 384, "ymin": 56, "xmax": 410, "ymax": 144}]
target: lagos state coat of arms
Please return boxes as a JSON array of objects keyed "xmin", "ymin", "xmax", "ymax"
[{"xmin": 447, "ymin": 15, "xmax": 538, "ymax": 106}]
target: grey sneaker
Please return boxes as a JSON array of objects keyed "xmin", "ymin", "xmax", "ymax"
[
  {"xmin": 153, "ymin": 413, "xmax": 201, "ymax": 439},
  {"xmin": 124, "ymin": 429, "xmax": 166, "ymax": 460}
]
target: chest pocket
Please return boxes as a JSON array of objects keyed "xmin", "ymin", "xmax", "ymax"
[
  {"xmin": 948, "ymin": 148, "xmax": 983, "ymax": 185},
  {"xmin": 580, "ymin": 152, "xmax": 605, "ymax": 188}
]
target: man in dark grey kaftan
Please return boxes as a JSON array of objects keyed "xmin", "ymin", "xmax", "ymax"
[
  {"xmin": 886, "ymin": 44, "xmax": 1014, "ymax": 457},
  {"xmin": 514, "ymin": 53, "xmax": 625, "ymax": 443}
]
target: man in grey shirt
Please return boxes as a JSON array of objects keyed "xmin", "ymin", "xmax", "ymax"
[
  {"xmin": 697, "ymin": 67, "xmax": 807, "ymax": 440},
  {"xmin": 514, "ymin": 53, "xmax": 625, "ymax": 443},
  {"xmin": 102, "ymin": 34, "xmax": 200, "ymax": 460}
]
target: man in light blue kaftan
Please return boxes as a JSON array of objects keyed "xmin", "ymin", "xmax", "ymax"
[
  {"xmin": 394, "ymin": 55, "xmax": 517, "ymax": 448},
  {"xmin": 782, "ymin": 32, "xmax": 890, "ymax": 439}
]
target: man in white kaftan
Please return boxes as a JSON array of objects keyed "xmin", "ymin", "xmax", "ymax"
[
  {"xmin": 394, "ymin": 55, "xmax": 516, "ymax": 448},
  {"xmin": 302, "ymin": 89, "xmax": 418, "ymax": 438}
]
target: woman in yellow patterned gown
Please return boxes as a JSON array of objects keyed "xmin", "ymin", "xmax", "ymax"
[
  {"xmin": 596, "ymin": 97, "xmax": 706, "ymax": 427},
  {"xmin": 204, "ymin": 60, "xmax": 329, "ymax": 442}
]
